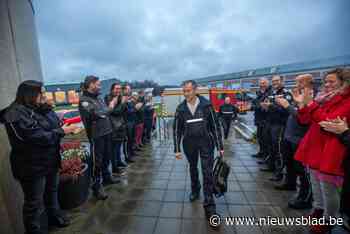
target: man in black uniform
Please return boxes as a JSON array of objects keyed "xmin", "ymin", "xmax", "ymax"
[
  {"xmin": 251, "ymin": 78, "xmax": 271, "ymax": 158},
  {"xmin": 219, "ymin": 96, "xmax": 238, "ymax": 139},
  {"xmin": 173, "ymin": 80, "xmax": 224, "ymax": 228},
  {"xmin": 260, "ymin": 75, "xmax": 292, "ymax": 182},
  {"xmin": 79, "ymin": 76, "xmax": 119, "ymax": 200},
  {"xmin": 274, "ymin": 74, "xmax": 314, "ymax": 209}
]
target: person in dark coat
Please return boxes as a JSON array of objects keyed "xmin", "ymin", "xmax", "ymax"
[
  {"xmin": 79, "ymin": 76, "xmax": 120, "ymax": 200},
  {"xmin": 125, "ymin": 91, "xmax": 139, "ymax": 161},
  {"xmin": 0, "ymin": 80, "xmax": 78, "ymax": 234},
  {"xmin": 105, "ymin": 83, "xmax": 128, "ymax": 173},
  {"xmin": 218, "ymin": 96, "xmax": 238, "ymax": 139},
  {"xmin": 143, "ymin": 94, "xmax": 155, "ymax": 143},
  {"xmin": 250, "ymin": 78, "xmax": 271, "ymax": 158},
  {"xmin": 274, "ymin": 74, "xmax": 314, "ymax": 210},
  {"xmin": 173, "ymin": 80, "xmax": 224, "ymax": 228},
  {"xmin": 260, "ymin": 75, "xmax": 292, "ymax": 182}
]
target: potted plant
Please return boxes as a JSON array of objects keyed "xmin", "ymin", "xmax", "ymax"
[{"xmin": 58, "ymin": 142, "xmax": 90, "ymax": 210}]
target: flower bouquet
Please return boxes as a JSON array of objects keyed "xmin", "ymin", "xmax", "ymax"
[{"xmin": 58, "ymin": 142, "xmax": 90, "ymax": 209}]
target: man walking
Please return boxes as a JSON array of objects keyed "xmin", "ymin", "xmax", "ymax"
[{"xmin": 173, "ymin": 80, "xmax": 224, "ymax": 228}]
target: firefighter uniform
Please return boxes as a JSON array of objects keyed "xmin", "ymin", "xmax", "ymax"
[
  {"xmin": 79, "ymin": 90, "xmax": 114, "ymax": 194},
  {"xmin": 265, "ymin": 87, "xmax": 292, "ymax": 179},
  {"xmin": 218, "ymin": 103, "xmax": 238, "ymax": 139},
  {"xmin": 173, "ymin": 95, "xmax": 224, "ymax": 213},
  {"xmin": 251, "ymin": 87, "xmax": 272, "ymax": 158}
]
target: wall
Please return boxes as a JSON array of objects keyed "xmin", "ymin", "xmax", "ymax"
[{"xmin": 0, "ymin": 0, "xmax": 43, "ymax": 233}]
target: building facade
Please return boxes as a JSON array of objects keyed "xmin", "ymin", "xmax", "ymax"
[{"xmin": 195, "ymin": 55, "xmax": 350, "ymax": 91}]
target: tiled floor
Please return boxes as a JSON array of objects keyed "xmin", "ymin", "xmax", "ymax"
[{"xmin": 52, "ymin": 129, "xmax": 348, "ymax": 234}]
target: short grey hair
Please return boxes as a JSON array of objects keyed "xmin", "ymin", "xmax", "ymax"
[{"xmin": 181, "ymin": 80, "xmax": 198, "ymax": 89}]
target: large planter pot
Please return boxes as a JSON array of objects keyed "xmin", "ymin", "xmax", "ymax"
[{"xmin": 58, "ymin": 163, "xmax": 90, "ymax": 210}]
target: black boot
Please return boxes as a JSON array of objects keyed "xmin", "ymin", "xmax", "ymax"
[
  {"xmin": 274, "ymin": 183, "xmax": 296, "ymax": 191},
  {"xmin": 205, "ymin": 207, "xmax": 221, "ymax": 229},
  {"xmin": 189, "ymin": 191, "xmax": 200, "ymax": 202},
  {"xmin": 288, "ymin": 187, "xmax": 312, "ymax": 209},
  {"xmin": 260, "ymin": 166, "xmax": 274, "ymax": 172},
  {"xmin": 269, "ymin": 172, "xmax": 283, "ymax": 182},
  {"xmin": 103, "ymin": 176, "xmax": 121, "ymax": 186},
  {"xmin": 93, "ymin": 186, "xmax": 109, "ymax": 200},
  {"xmin": 126, "ymin": 158, "xmax": 135, "ymax": 163},
  {"xmin": 48, "ymin": 212, "xmax": 70, "ymax": 228}
]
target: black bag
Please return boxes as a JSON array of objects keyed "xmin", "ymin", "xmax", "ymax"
[{"xmin": 213, "ymin": 155, "xmax": 230, "ymax": 198}]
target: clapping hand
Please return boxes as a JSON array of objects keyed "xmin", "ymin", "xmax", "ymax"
[
  {"xmin": 319, "ymin": 117, "xmax": 349, "ymax": 134},
  {"xmin": 275, "ymin": 97, "xmax": 290, "ymax": 109}
]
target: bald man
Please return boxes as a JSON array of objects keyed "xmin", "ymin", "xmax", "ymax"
[{"xmin": 251, "ymin": 78, "xmax": 272, "ymax": 158}]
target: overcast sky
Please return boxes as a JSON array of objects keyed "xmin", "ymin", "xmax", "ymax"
[{"xmin": 33, "ymin": 0, "xmax": 350, "ymax": 85}]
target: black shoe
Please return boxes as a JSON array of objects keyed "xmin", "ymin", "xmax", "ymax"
[
  {"xmin": 93, "ymin": 187, "xmax": 109, "ymax": 200},
  {"xmin": 251, "ymin": 153, "xmax": 261, "ymax": 158},
  {"xmin": 112, "ymin": 168, "xmax": 127, "ymax": 176},
  {"xmin": 48, "ymin": 214, "xmax": 70, "ymax": 228},
  {"xmin": 274, "ymin": 183, "xmax": 296, "ymax": 191},
  {"xmin": 288, "ymin": 189, "xmax": 313, "ymax": 210},
  {"xmin": 135, "ymin": 146, "xmax": 142, "ymax": 151},
  {"xmin": 103, "ymin": 176, "xmax": 121, "ymax": 186},
  {"xmin": 257, "ymin": 160, "xmax": 267, "ymax": 165},
  {"xmin": 260, "ymin": 167, "xmax": 274, "ymax": 172},
  {"xmin": 205, "ymin": 209, "xmax": 221, "ymax": 229},
  {"xmin": 269, "ymin": 174, "xmax": 283, "ymax": 182},
  {"xmin": 126, "ymin": 158, "xmax": 135, "ymax": 163},
  {"xmin": 288, "ymin": 197, "xmax": 312, "ymax": 209},
  {"xmin": 342, "ymin": 217, "xmax": 350, "ymax": 232},
  {"xmin": 189, "ymin": 192, "xmax": 200, "ymax": 202},
  {"xmin": 117, "ymin": 162, "xmax": 128, "ymax": 168}
]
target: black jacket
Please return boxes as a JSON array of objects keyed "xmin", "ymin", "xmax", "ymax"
[
  {"xmin": 219, "ymin": 104, "xmax": 238, "ymax": 120},
  {"xmin": 173, "ymin": 95, "xmax": 224, "ymax": 153},
  {"xmin": 0, "ymin": 103, "xmax": 64, "ymax": 180},
  {"xmin": 79, "ymin": 91, "xmax": 112, "ymax": 141},
  {"xmin": 104, "ymin": 94, "xmax": 128, "ymax": 141},
  {"xmin": 126, "ymin": 101, "xmax": 138, "ymax": 125},
  {"xmin": 266, "ymin": 87, "xmax": 292, "ymax": 126},
  {"xmin": 251, "ymin": 87, "xmax": 272, "ymax": 124},
  {"xmin": 144, "ymin": 103, "xmax": 155, "ymax": 121},
  {"xmin": 136, "ymin": 105, "xmax": 145, "ymax": 124}
]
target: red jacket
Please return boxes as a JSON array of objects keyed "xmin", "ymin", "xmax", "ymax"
[{"xmin": 295, "ymin": 88, "xmax": 350, "ymax": 176}]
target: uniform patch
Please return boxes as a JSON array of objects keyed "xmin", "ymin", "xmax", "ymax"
[
  {"xmin": 286, "ymin": 95, "xmax": 292, "ymax": 101},
  {"xmin": 81, "ymin": 101, "xmax": 89, "ymax": 108}
]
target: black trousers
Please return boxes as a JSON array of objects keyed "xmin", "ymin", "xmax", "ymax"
[
  {"xmin": 183, "ymin": 138, "xmax": 215, "ymax": 211},
  {"xmin": 283, "ymin": 140, "xmax": 310, "ymax": 190},
  {"xmin": 144, "ymin": 118, "xmax": 153, "ymax": 141},
  {"xmin": 222, "ymin": 118, "xmax": 232, "ymax": 139},
  {"xmin": 126, "ymin": 122, "xmax": 136, "ymax": 158},
  {"xmin": 256, "ymin": 121, "xmax": 270, "ymax": 157},
  {"xmin": 19, "ymin": 171, "xmax": 60, "ymax": 234},
  {"xmin": 91, "ymin": 134, "xmax": 113, "ymax": 190},
  {"xmin": 266, "ymin": 123, "xmax": 285, "ymax": 174}
]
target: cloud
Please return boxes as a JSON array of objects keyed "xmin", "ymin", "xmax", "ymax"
[{"xmin": 33, "ymin": 0, "xmax": 350, "ymax": 85}]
